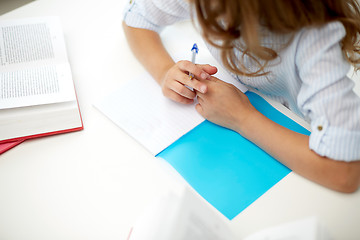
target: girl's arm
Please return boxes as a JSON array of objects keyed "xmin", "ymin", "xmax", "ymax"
[
  {"xmin": 242, "ymin": 108, "xmax": 360, "ymax": 193},
  {"xmin": 122, "ymin": 23, "xmax": 217, "ymax": 104},
  {"xmin": 122, "ymin": 22, "xmax": 174, "ymax": 86},
  {"xmin": 195, "ymin": 77, "xmax": 360, "ymax": 193}
]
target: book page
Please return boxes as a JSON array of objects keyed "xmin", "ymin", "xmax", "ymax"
[
  {"xmin": 94, "ymin": 54, "xmax": 247, "ymax": 155},
  {"xmin": 129, "ymin": 187, "xmax": 236, "ymax": 240},
  {"xmin": 0, "ymin": 63, "xmax": 75, "ymax": 109},
  {"xmin": 0, "ymin": 17, "xmax": 68, "ymax": 68},
  {"xmin": 0, "ymin": 17, "xmax": 75, "ymax": 109},
  {"xmin": 172, "ymin": 188, "xmax": 237, "ymax": 240},
  {"xmin": 244, "ymin": 217, "xmax": 331, "ymax": 240}
]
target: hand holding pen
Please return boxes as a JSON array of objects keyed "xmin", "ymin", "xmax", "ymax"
[{"xmin": 159, "ymin": 43, "xmax": 218, "ymax": 104}]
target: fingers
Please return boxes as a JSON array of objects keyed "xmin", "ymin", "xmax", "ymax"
[
  {"xmin": 195, "ymin": 103, "xmax": 203, "ymax": 114},
  {"xmin": 196, "ymin": 94, "xmax": 204, "ymax": 104},
  {"xmin": 161, "ymin": 60, "xmax": 218, "ymax": 105},
  {"xmin": 179, "ymin": 74, "xmax": 208, "ymax": 94},
  {"xmin": 177, "ymin": 60, "xmax": 212, "ymax": 80},
  {"xmin": 196, "ymin": 90, "xmax": 204, "ymax": 99},
  {"xmin": 166, "ymin": 89, "xmax": 194, "ymax": 104},
  {"xmin": 194, "ymin": 76, "xmax": 222, "ymax": 99},
  {"xmin": 176, "ymin": 61, "xmax": 219, "ymax": 94},
  {"xmin": 200, "ymin": 64, "xmax": 218, "ymax": 75},
  {"xmin": 195, "ymin": 95, "xmax": 206, "ymax": 116},
  {"xmin": 168, "ymin": 80, "xmax": 196, "ymax": 99}
]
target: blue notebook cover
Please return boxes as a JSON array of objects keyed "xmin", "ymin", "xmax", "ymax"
[{"xmin": 157, "ymin": 92, "xmax": 310, "ymax": 220}]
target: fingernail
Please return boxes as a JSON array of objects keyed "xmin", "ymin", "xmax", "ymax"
[
  {"xmin": 200, "ymin": 85, "xmax": 207, "ymax": 93},
  {"xmin": 201, "ymin": 72, "xmax": 210, "ymax": 79}
]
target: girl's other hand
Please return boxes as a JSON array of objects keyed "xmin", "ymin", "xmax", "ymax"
[
  {"xmin": 195, "ymin": 76, "xmax": 257, "ymax": 133},
  {"xmin": 160, "ymin": 60, "xmax": 217, "ymax": 104}
]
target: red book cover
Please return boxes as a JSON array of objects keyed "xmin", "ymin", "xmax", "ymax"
[{"xmin": 0, "ymin": 140, "xmax": 24, "ymax": 154}]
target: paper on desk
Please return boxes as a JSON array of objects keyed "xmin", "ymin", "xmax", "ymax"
[
  {"xmin": 244, "ymin": 217, "xmax": 331, "ymax": 240},
  {"xmin": 129, "ymin": 186, "xmax": 236, "ymax": 240},
  {"xmin": 94, "ymin": 62, "xmax": 247, "ymax": 155}
]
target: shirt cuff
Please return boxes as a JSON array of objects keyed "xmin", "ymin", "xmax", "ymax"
[{"xmin": 309, "ymin": 116, "xmax": 360, "ymax": 161}]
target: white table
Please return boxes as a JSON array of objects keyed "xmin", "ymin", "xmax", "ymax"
[{"xmin": 0, "ymin": 0, "xmax": 359, "ymax": 239}]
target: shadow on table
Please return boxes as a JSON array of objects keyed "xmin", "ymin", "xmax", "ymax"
[{"xmin": 0, "ymin": 0, "xmax": 36, "ymax": 15}]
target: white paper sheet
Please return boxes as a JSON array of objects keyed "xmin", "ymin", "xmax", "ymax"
[
  {"xmin": 94, "ymin": 54, "xmax": 247, "ymax": 155},
  {"xmin": 128, "ymin": 187, "xmax": 236, "ymax": 240},
  {"xmin": 94, "ymin": 72, "xmax": 204, "ymax": 155}
]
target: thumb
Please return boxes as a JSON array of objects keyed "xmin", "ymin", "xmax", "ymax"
[{"xmin": 195, "ymin": 103, "xmax": 203, "ymax": 115}]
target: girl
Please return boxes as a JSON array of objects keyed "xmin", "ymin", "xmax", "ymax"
[{"xmin": 123, "ymin": 0, "xmax": 360, "ymax": 193}]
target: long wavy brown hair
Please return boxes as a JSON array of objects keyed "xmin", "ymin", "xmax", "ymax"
[{"xmin": 191, "ymin": 0, "xmax": 360, "ymax": 76}]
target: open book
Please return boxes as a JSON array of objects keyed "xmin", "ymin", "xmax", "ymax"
[{"xmin": 0, "ymin": 17, "xmax": 83, "ymax": 153}]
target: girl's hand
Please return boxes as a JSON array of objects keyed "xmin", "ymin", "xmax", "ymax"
[
  {"xmin": 195, "ymin": 76, "xmax": 257, "ymax": 133},
  {"xmin": 160, "ymin": 60, "xmax": 217, "ymax": 104}
]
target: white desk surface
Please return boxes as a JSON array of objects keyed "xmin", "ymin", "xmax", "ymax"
[{"xmin": 0, "ymin": 0, "xmax": 359, "ymax": 239}]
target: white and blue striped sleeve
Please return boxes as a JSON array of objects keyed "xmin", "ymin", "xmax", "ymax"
[
  {"xmin": 296, "ymin": 21, "xmax": 360, "ymax": 161},
  {"xmin": 123, "ymin": 0, "xmax": 191, "ymax": 33}
]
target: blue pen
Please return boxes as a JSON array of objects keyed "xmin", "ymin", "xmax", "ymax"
[{"xmin": 189, "ymin": 43, "xmax": 198, "ymax": 80}]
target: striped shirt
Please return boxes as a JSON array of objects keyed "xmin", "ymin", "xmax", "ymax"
[{"xmin": 123, "ymin": 0, "xmax": 360, "ymax": 161}]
